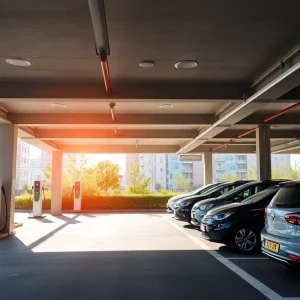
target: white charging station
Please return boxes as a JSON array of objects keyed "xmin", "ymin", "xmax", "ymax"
[
  {"xmin": 74, "ymin": 181, "xmax": 82, "ymax": 211},
  {"xmin": 32, "ymin": 180, "xmax": 43, "ymax": 217}
]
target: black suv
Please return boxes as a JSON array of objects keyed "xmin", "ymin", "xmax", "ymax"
[
  {"xmin": 174, "ymin": 180, "xmax": 250, "ymax": 222},
  {"xmin": 191, "ymin": 180, "xmax": 286, "ymax": 227},
  {"xmin": 200, "ymin": 185, "xmax": 281, "ymax": 253}
]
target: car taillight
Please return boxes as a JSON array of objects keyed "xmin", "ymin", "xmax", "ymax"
[
  {"xmin": 288, "ymin": 253, "xmax": 300, "ymax": 261},
  {"xmin": 284, "ymin": 213, "xmax": 300, "ymax": 225}
]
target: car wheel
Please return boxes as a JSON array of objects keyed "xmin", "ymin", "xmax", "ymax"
[{"xmin": 231, "ymin": 227, "xmax": 259, "ymax": 253}]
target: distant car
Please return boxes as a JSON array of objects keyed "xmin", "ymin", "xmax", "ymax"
[
  {"xmin": 173, "ymin": 180, "xmax": 250, "ymax": 222},
  {"xmin": 200, "ymin": 186, "xmax": 280, "ymax": 253},
  {"xmin": 166, "ymin": 182, "xmax": 223, "ymax": 212},
  {"xmin": 192, "ymin": 180, "xmax": 286, "ymax": 227},
  {"xmin": 262, "ymin": 181, "xmax": 300, "ymax": 267}
]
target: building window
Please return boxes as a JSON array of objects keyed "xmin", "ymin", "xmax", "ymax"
[
  {"xmin": 160, "ymin": 158, "xmax": 163, "ymax": 163},
  {"xmin": 160, "ymin": 168, "xmax": 163, "ymax": 172}
]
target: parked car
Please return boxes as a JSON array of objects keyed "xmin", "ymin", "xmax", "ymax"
[
  {"xmin": 192, "ymin": 180, "xmax": 286, "ymax": 227},
  {"xmin": 262, "ymin": 181, "xmax": 300, "ymax": 267},
  {"xmin": 200, "ymin": 186, "xmax": 280, "ymax": 253},
  {"xmin": 166, "ymin": 182, "xmax": 223, "ymax": 212},
  {"xmin": 173, "ymin": 180, "xmax": 250, "ymax": 222}
]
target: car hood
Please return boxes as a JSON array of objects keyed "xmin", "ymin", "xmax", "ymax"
[
  {"xmin": 207, "ymin": 202, "xmax": 246, "ymax": 216},
  {"xmin": 168, "ymin": 193, "xmax": 190, "ymax": 202}
]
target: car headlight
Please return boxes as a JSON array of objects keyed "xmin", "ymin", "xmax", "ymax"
[
  {"xmin": 200, "ymin": 204, "xmax": 214, "ymax": 211},
  {"xmin": 180, "ymin": 201, "xmax": 191, "ymax": 207},
  {"xmin": 211, "ymin": 213, "xmax": 233, "ymax": 221}
]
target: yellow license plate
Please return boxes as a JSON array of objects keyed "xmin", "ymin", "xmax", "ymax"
[{"xmin": 265, "ymin": 240, "xmax": 280, "ymax": 253}]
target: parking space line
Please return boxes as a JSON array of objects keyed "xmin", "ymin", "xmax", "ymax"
[
  {"xmin": 165, "ymin": 218, "xmax": 283, "ymax": 300},
  {"xmin": 228, "ymin": 257, "xmax": 269, "ymax": 260}
]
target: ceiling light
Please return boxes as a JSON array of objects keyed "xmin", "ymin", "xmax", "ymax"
[
  {"xmin": 139, "ymin": 61, "xmax": 154, "ymax": 68},
  {"xmin": 175, "ymin": 60, "xmax": 198, "ymax": 69},
  {"xmin": 6, "ymin": 58, "xmax": 31, "ymax": 67},
  {"xmin": 159, "ymin": 104, "xmax": 174, "ymax": 109},
  {"xmin": 51, "ymin": 103, "xmax": 67, "ymax": 108},
  {"xmin": 151, "ymin": 141, "xmax": 158, "ymax": 143},
  {"xmin": 235, "ymin": 139, "xmax": 244, "ymax": 143}
]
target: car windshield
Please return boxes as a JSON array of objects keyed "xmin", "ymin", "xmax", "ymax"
[
  {"xmin": 200, "ymin": 184, "xmax": 226, "ymax": 196},
  {"xmin": 270, "ymin": 186, "xmax": 300, "ymax": 208},
  {"xmin": 241, "ymin": 188, "xmax": 279, "ymax": 204},
  {"xmin": 190, "ymin": 184, "xmax": 214, "ymax": 194},
  {"xmin": 216, "ymin": 182, "xmax": 257, "ymax": 200}
]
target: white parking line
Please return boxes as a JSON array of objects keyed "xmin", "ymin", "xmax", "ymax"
[
  {"xmin": 166, "ymin": 218, "xmax": 283, "ymax": 300},
  {"xmin": 228, "ymin": 257, "xmax": 269, "ymax": 260}
]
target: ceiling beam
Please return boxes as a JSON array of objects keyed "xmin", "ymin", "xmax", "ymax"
[
  {"xmin": 271, "ymin": 141, "xmax": 300, "ymax": 154},
  {"xmin": 238, "ymin": 114, "xmax": 300, "ymax": 125},
  {"xmin": 0, "ymin": 82, "xmax": 245, "ymax": 100},
  {"xmin": 190, "ymin": 144, "xmax": 256, "ymax": 154},
  {"xmin": 10, "ymin": 113, "xmax": 213, "ymax": 126},
  {"xmin": 35, "ymin": 129, "xmax": 196, "ymax": 139},
  {"xmin": 0, "ymin": 107, "xmax": 10, "ymax": 124},
  {"xmin": 177, "ymin": 48, "xmax": 300, "ymax": 154},
  {"xmin": 214, "ymin": 129, "xmax": 300, "ymax": 140},
  {"xmin": 59, "ymin": 144, "xmax": 179, "ymax": 154}
]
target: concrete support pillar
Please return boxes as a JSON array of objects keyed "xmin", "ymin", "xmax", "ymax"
[
  {"xmin": 0, "ymin": 124, "xmax": 18, "ymax": 238},
  {"xmin": 256, "ymin": 125, "xmax": 271, "ymax": 180},
  {"xmin": 203, "ymin": 152, "xmax": 213, "ymax": 185},
  {"xmin": 51, "ymin": 151, "xmax": 63, "ymax": 216}
]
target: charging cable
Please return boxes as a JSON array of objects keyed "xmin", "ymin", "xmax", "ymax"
[{"xmin": 0, "ymin": 185, "xmax": 7, "ymax": 233}]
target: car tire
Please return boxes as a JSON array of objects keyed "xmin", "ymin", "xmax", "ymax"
[{"xmin": 230, "ymin": 227, "xmax": 260, "ymax": 253}]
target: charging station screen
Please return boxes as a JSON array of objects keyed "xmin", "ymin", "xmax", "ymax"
[{"xmin": 34, "ymin": 181, "xmax": 40, "ymax": 202}]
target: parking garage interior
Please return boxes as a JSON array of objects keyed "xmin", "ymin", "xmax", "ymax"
[{"xmin": 1, "ymin": 0, "xmax": 300, "ymax": 299}]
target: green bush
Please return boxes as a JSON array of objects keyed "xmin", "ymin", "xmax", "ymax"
[{"xmin": 15, "ymin": 194, "xmax": 177, "ymax": 210}]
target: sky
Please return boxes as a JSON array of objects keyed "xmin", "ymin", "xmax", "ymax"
[{"xmin": 29, "ymin": 145, "xmax": 126, "ymax": 173}]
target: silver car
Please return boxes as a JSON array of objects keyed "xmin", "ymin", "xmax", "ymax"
[
  {"xmin": 166, "ymin": 182, "xmax": 222, "ymax": 212},
  {"xmin": 261, "ymin": 181, "xmax": 300, "ymax": 267}
]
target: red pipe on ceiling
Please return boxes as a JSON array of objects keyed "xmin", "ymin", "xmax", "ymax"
[
  {"xmin": 100, "ymin": 56, "xmax": 112, "ymax": 95},
  {"xmin": 263, "ymin": 102, "xmax": 300, "ymax": 123},
  {"xmin": 211, "ymin": 101, "xmax": 300, "ymax": 152}
]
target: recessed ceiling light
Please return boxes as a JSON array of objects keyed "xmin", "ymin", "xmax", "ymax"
[
  {"xmin": 159, "ymin": 104, "xmax": 174, "ymax": 109},
  {"xmin": 139, "ymin": 61, "xmax": 154, "ymax": 68},
  {"xmin": 175, "ymin": 60, "xmax": 198, "ymax": 69},
  {"xmin": 51, "ymin": 103, "xmax": 67, "ymax": 108},
  {"xmin": 6, "ymin": 58, "xmax": 31, "ymax": 67}
]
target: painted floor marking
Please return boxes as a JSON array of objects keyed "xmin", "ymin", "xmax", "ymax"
[{"xmin": 166, "ymin": 217, "xmax": 283, "ymax": 300}]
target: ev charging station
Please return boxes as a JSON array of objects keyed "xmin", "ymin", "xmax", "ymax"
[
  {"xmin": 31, "ymin": 180, "xmax": 43, "ymax": 218},
  {"xmin": 74, "ymin": 181, "xmax": 82, "ymax": 211}
]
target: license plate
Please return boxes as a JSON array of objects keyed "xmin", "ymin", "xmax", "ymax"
[{"xmin": 265, "ymin": 240, "xmax": 280, "ymax": 253}]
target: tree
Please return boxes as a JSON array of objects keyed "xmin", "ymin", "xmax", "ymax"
[
  {"xmin": 220, "ymin": 173, "xmax": 239, "ymax": 181},
  {"xmin": 22, "ymin": 183, "xmax": 30, "ymax": 192},
  {"xmin": 173, "ymin": 173, "xmax": 191, "ymax": 192},
  {"xmin": 127, "ymin": 162, "xmax": 151, "ymax": 194},
  {"xmin": 155, "ymin": 182, "xmax": 162, "ymax": 192},
  {"xmin": 95, "ymin": 160, "xmax": 120, "ymax": 193},
  {"xmin": 246, "ymin": 169, "xmax": 257, "ymax": 180},
  {"xmin": 42, "ymin": 163, "xmax": 52, "ymax": 181}
]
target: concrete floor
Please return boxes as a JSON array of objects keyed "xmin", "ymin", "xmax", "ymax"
[{"xmin": 0, "ymin": 212, "xmax": 299, "ymax": 300}]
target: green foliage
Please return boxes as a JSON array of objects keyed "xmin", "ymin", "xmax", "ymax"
[
  {"xmin": 220, "ymin": 173, "xmax": 239, "ymax": 181},
  {"xmin": 42, "ymin": 163, "xmax": 52, "ymax": 181},
  {"xmin": 127, "ymin": 162, "xmax": 151, "ymax": 194},
  {"xmin": 95, "ymin": 160, "xmax": 120, "ymax": 193},
  {"xmin": 246, "ymin": 165, "xmax": 300, "ymax": 181},
  {"xmin": 22, "ymin": 183, "xmax": 30, "ymax": 192},
  {"xmin": 246, "ymin": 169, "xmax": 257, "ymax": 180},
  {"xmin": 15, "ymin": 194, "xmax": 177, "ymax": 210},
  {"xmin": 173, "ymin": 173, "xmax": 191, "ymax": 191}
]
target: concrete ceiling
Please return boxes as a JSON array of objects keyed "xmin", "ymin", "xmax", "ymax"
[{"xmin": 1, "ymin": 0, "xmax": 300, "ymax": 154}]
